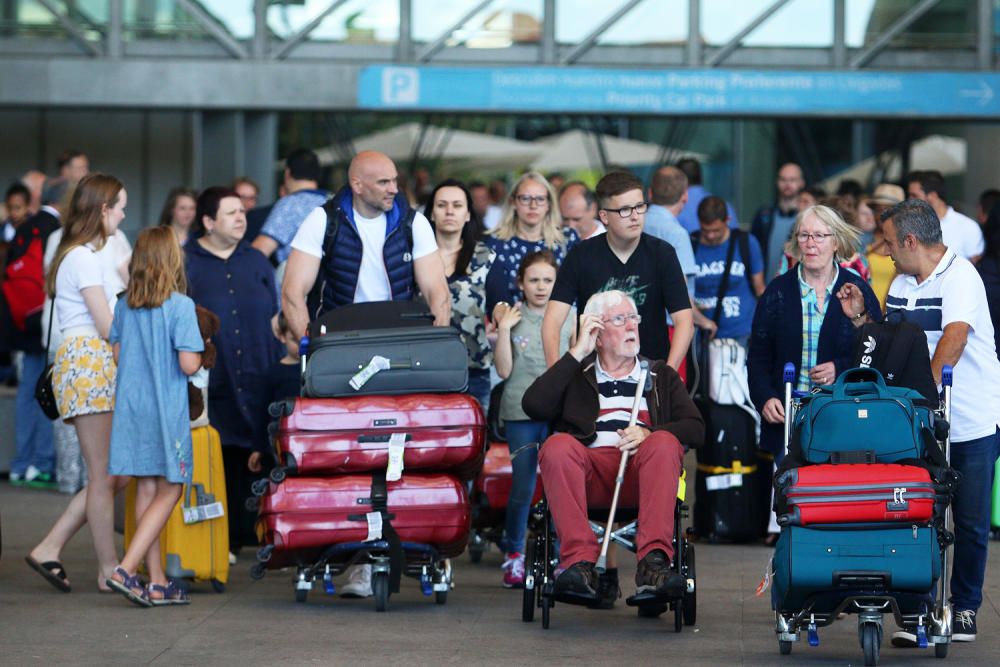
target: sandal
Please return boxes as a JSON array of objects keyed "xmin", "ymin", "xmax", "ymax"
[
  {"xmin": 25, "ymin": 556, "xmax": 71, "ymax": 593},
  {"xmin": 147, "ymin": 581, "xmax": 190, "ymax": 606},
  {"xmin": 106, "ymin": 566, "xmax": 153, "ymax": 608}
]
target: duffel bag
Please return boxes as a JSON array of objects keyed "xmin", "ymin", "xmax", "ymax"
[{"xmin": 791, "ymin": 367, "xmax": 936, "ymax": 465}]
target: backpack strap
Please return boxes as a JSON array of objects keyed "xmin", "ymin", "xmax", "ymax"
[
  {"xmin": 711, "ymin": 231, "xmax": 739, "ymax": 325},
  {"xmin": 737, "ymin": 230, "xmax": 756, "ymax": 302}
]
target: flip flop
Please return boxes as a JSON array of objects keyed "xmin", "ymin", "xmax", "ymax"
[
  {"xmin": 25, "ymin": 556, "xmax": 71, "ymax": 593},
  {"xmin": 147, "ymin": 581, "xmax": 190, "ymax": 606},
  {"xmin": 106, "ymin": 567, "xmax": 153, "ymax": 608}
]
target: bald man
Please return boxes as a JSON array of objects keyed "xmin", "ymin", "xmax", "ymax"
[
  {"xmin": 282, "ymin": 150, "xmax": 450, "ymax": 342},
  {"xmin": 559, "ymin": 182, "xmax": 605, "ymax": 240}
]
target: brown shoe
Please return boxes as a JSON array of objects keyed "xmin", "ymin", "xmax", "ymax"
[{"xmin": 634, "ymin": 550, "xmax": 685, "ymax": 599}]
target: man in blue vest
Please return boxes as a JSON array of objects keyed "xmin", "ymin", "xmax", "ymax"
[{"xmin": 282, "ymin": 150, "xmax": 451, "ymax": 342}]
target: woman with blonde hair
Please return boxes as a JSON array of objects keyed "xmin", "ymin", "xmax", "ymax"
[
  {"xmin": 748, "ymin": 204, "xmax": 882, "ymax": 544},
  {"xmin": 484, "ymin": 172, "xmax": 578, "ymax": 317},
  {"xmin": 26, "ymin": 173, "xmax": 129, "ymax": 592}
]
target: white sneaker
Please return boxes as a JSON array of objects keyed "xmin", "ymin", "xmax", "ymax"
[{"xmin": 340, "ymin": 564, "xmax": 373, "ymax": 598}]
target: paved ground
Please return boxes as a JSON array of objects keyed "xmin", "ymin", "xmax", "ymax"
[{"xmin": 2, "ymin": 477, "xmax": 1000, "ymax": 666}]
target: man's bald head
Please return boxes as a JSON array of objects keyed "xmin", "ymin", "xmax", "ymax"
[
  {"xmin": 349, "ymin": 151, "xmax": 399, "ymax": 217},
  {"xmin": 558, "ymin": 181, "xmax": 598, "ymax": 237},
  {"xmin": 649, "ymin": 166, "xmax": 688, "ymax": 206}
]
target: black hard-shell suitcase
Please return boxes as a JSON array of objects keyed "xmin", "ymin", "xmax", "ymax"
[
  {"xmin": 693, "ymin": 399, "xmax": 764, "ymax": 542},
  {"xmin": 308, "ymin": 300, "xmax": 433, "ymax": 338},
  {"xmin": 303, "ymin": 326, "xmax": 468, "ymax": 398}
]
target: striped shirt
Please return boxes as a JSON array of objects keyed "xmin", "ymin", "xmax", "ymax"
[
  {"xmin": 593, "ymin": 356, "xmax": 650, "ymax": 448},
  {"xmin": 796, "ymin": 264, "xmax": 838, "ymax": 392}
]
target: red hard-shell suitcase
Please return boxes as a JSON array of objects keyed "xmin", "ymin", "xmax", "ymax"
[
  {"xmin": 257, "ymin": 473, "xmax": 470, "ymax": 563},
  {"xmin": 775, "ymin": 463, "xmax": 936, "ymax": 527},
  {"xmin": 272, "ymin": 394, "xmax": 486, "ymax": 479},
  {"xmin": 474, "ymin": 441, "xmax": 543, "ymax": 512}
]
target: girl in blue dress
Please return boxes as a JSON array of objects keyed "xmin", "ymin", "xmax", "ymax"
[{"xmin": 106, "ymin": 227, "xmax": 204, "ymax": 606}]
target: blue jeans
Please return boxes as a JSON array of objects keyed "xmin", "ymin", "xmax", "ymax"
[
  {"xmin": 466, "ymin": 368, "xmax": 491, "ymax": 415},
  {"xmin": 11, "ymin": 351, "xmax": 55, "ymax": 475},
  {"xmin": 501, "ymin": 420, "xmax": 549, "ymax": 555},
  {"xmin": 949, "ymin": 428, "xmax": 1000, "ymax": 611}
]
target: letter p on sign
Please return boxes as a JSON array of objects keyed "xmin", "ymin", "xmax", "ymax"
[{"xmin": 382, "ymin": 67, "xmax": 419, "ymax": 105}]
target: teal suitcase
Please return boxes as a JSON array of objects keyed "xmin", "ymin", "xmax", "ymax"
[{"xmin": 772, "ymin": 525, "xmax": 940, "ymax": 613}]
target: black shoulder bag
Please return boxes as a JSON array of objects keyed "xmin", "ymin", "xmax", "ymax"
[{"xmin": 34, "ymin": 299, "xmax": 60, "ymax": 420}]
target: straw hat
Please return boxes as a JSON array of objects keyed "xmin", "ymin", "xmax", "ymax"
[{"xmin": 867, "ymin": 184, "xmax": 904, "ymax": 206}]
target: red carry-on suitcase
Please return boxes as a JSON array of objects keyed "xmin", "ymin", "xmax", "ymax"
[
  {"xmin": 270, "ymin": 394, "xmax": 486, "ymax": 480},
  {"xmin": 257, "ymin": 472, "xmax": 470, "ymax": 566},
  {"xmin": 775, "ymin": 463, "xmax": 937, "ymax": 527},
  {"xmin": 474, "ymin": 441, "xmax": 543, "ymax": 515}
]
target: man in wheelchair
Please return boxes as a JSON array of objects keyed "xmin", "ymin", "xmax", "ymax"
[{"xmin": 522, "ymin": 290, "xmax": 704, "ymax": 607}]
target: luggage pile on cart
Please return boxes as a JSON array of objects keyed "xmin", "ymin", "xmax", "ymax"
[
  {"xmin": 249, "ymin": 303, "xmax": 486, "ymax": 611},
  {"xmin": 770, "ymin": 365, "xmax": 959, "ymax": 666}
]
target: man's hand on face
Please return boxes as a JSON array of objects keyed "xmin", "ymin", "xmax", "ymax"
[{"xmin": 569, "ymin": 313, "xmax": 604, "ymax": 361}]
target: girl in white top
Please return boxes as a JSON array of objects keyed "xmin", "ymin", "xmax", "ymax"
[{"xmin": 27, "ymin": 174, "xmax": 129, "ymax": 594}]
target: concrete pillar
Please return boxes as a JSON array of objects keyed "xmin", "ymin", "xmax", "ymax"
[
  {"xmin": 243, "ymin": 112, "xmax": 279, "ymax": 203},
  {"xmin": 734, "ymin": 120, "xmax": 778, "ymax": 227}
]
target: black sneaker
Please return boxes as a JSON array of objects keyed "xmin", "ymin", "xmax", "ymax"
[
  {"xmin": 553, "ymin": 561, "xmax": 598, "ymax": 604},
  {"xmin": 588, "ymin": 568, "xmax": 620, "ymax": 610},
  {"xmin": 634, "ymin": 549, "xmax": 685, "ymax": 599},
  {"xmin": 953, "ymin": 609, "xmax": 977, "ymax": 642}
]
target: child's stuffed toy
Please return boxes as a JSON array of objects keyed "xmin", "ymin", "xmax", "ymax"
[{"xmin": 189, "ymin": 305, "xmax": 220, "ymax": 420}]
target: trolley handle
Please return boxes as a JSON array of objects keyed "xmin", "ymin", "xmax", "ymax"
[
  {"xmin": 941, "ymin": 364, "xmax": 952, "ymax": 387},
  {"xmin": 782, "ymin": 362, "xmax": 795, "ymax": 384}
]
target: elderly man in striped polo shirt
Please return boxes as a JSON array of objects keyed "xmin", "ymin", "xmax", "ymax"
[{"xmin": 522, "ymin": 290, "xmax": 704, "ymax": 608}]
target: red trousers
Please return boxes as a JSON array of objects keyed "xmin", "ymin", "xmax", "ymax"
[{"xmin": 538, "ymin": 431, "xmax": 684, "ymax": 569}]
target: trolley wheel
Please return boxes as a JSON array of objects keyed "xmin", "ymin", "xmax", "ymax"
[
  {"xmin": 778, "ymin": 640, "xmax": 793, "ymax": 655},
  {"xmin": 861, "ymin": 622, "xmax": 881, "ymax": 667},
  {"xmin": 682, "ymin": 544, "xmax": 696, "ymax": 626},
  {"xmin": 249, "ymin": 563, "xmax": 266, "ymax": 580},
  {"xmin": 934, "ymin": 642, "xmax": 948, "ymax": 659},
  {"xmin": 211, "ymin": 579, "xmax": 226, "ymax": 594},
  {"xmin": 295, "ymin": 587, "xmax": 308, "ymax": 603},
  {"xmin": 541, "ymin": 594, "xmax": 551, "ymax": 629},
  {"xmin": 468, "ymin": 544, "xmax": 484, "ymax": 564},
  {"xmin": 435, "ymin": 590, "xmax": 448, "ymax": 605},
  {"xmin": 373, "ymin": 572, "xmax": 389, "ymax": 612},
  {"xmin": 269, "ymin": 467, "xmax": 286, "ymax": 484},
  {"xmin": 674, "ymin": 603, "xmax": 683, "ymax": 632}
]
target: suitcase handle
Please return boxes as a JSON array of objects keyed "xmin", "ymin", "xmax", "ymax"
[{"xmin": 357, "ymin": 433, "xmax": 412, "ymax": 444}]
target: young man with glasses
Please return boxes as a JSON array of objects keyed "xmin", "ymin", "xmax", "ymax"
[{"xmin": 542, "ymin": 171, "xmax": 693, "ymax": 370}]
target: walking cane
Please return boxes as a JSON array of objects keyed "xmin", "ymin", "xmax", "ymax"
[{"xmin": 596, "ymin": 360, "xmax": 649, "ymax": 574}]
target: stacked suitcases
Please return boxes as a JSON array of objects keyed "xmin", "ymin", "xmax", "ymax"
[
  {"xmin": 770, "ymin": 366, "xmax": 958, "ymax": 666},
  {"xmin": 250, "ymin": 303, "xmax": 485, "ymax": 611}
]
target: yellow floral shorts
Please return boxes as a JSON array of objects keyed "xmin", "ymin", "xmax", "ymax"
[{"xmin": 52, "ymin": 335, "xmax": 117, "ymax": 420}]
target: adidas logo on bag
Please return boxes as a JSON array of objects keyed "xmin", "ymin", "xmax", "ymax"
[{"xmin": 860, "ymin": 335, "xmax": 876, "ymax": 367}]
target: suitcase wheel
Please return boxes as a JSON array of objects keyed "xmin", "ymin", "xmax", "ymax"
[
  {"xmin": 250, "ymin": 563, "xmax": 267, "ymax": 580},
  {"xmin": 373, "ymin": 572, "xmax": 390, "ymax": 612},
  {"xmin": 269, "ymin": 467, "xmax": 287, "ymax": 484},
  {"xmin": 211, "ymin": 579, "xmax": 226, "ymax": 594}
]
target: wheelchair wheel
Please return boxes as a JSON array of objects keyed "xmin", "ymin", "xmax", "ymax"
[
  {"xmin": 541, "ymin": 594, "xmax": 551, "ymax": 629},
  {"xmin": 522, "ymin": 538, "xmax": 537, "ymax": 622},
  {"xmin": 682, "ymin": 544, "xmax": 696, "ymax": 626}
]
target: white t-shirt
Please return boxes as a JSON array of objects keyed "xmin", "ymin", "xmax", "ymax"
[
  {"xmin": 886, "ymin": 248, "xmax": 1000, "ymax": 442},
  {"xmin": 940, "ymin": 207, "xmax": 984, "ymax": 261},
  {"xmin": 483, "ymin": 205, "xmax": 502, "ymax": 230},
  {"xmin": 52, "ymin": 235, "xmax": 130, "ymax": 333},
  {"xmin": 581, "ymin": 219, "xmax": 606, "ymax": 240},
  {"xmin": 291, "ymin": 205, "xmax": 438, "ymax": 302}
]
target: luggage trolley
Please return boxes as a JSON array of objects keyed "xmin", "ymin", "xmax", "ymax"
[
  {"xmin": 522, "ymin": 473, "xmax": 696, "ymax": 632},
  {"xmin": 772, "ymin": 362, "xmax": 956, "ymax": 666}
]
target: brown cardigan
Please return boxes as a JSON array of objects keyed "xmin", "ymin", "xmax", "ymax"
[{"xmin": 521, "ymin": 352, "xmax": 705, "ymax": 450}]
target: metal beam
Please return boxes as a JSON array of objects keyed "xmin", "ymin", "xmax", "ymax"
[
  {"xmin": 415, "ymin": 0, "xmax": 494, "ymax": 62},
  {"xmin": 561, "ymin": 0, "xmax": 643, "ymax": 65},
  {"xmin": 832, "ymin": 0, "xmax": 845, "ymax": 68},
  {"xmin": 849, "ymin": 0, "xmax": 940, "ymax": 69},
  {"xmin": 175, "ymin": 0, "xmax": 249, "ymax": 60},
  {"xmin": 977, "ymin": 0, "xmax": 993, "ymax": 71},
  {"xmin": 541, "ymin": 0, "xmax": 556, "ymax": 64},
  {"xmin": 686, "ymin": 0, "xmax": 701, "ymax": 66},
  {"xmin": 252, "ymin": 0, "xmax": 268, "ymax": 60},
  {"xmin": 706, "ymin": 0, "xmax": 792, "ymax": 67},
  {"xmin": 271, "ymin": 0, "xmax": 349, "ymax": 60},
  {"xmin": 398, "ymin": 0, "xmax": 412, "ymax": 62},
  {"xmin": 107, "ymin": 0, "xmax": 122, "ymax": 59},
  {"xmin": 35, "ymin": 0, "xmax": 102, "ymax": 56}
]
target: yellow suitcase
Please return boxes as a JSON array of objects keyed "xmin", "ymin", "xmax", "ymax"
[{"xmin": 125, "ymin": 424, "xmax": 230, "ymax": 590}]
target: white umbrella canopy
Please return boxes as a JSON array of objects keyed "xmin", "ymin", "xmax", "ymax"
[
  {"xmin": 820, "ymin": 135, "xmax": 967, "ymax": 193},
  {"xmin": 530, "ymin": 129, "xmax": 706, "ymax": 172},
  {"xmin": 314, "ymin": 122, "xmax": 542, "ymax": 169}
]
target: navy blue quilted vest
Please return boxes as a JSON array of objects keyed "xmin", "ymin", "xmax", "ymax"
[{"xmin": 313, "ymin": 188, "xmax": 415, "ymax": 316}]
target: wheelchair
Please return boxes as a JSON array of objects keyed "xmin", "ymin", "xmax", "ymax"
[{"xmin": 521, "ymin": 472, "xmax": 696, "ymax": 632}]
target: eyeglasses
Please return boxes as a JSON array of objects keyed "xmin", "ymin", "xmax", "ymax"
[
  {"xmin": 602, "ymin": 313, "xmax": 642, "ymax": 327},
  {"xmin": 515, "ymin": 194, "xmax": 548, "ymax": 207},
  {"xmin": 796, "ymin": 232, "xmax": 834, "ymax": 244},
  {"xmin": 602, "ymin": 202, "xmax": 648, "ymax": 218}
]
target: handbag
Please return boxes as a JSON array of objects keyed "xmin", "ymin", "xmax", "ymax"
[{"xmin": 34, "ymin": 298, "xmax": 60, "ymax": 420}]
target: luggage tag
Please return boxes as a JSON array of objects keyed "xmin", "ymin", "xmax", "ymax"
[
  {"xmin": 755, "ymin": 555, "xmax": 773, "ymax": 597},
  {"xmin": 365, "ymin": 511, "xmax": 383, "ymax": 542},
  {"xmin": 182, "ymin": 483, "xmax": 226, "ymax": 524},
  {"xmin": 705, "ymin": 473, "xmax": 743, "ymax": 491},
  {"xmin": 350, "ymin": 355, "xmax": 391, "ymax": 390},
  {"xmin": 386, "ymin": 433, "xmax": 406, "ymax": 481}
]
